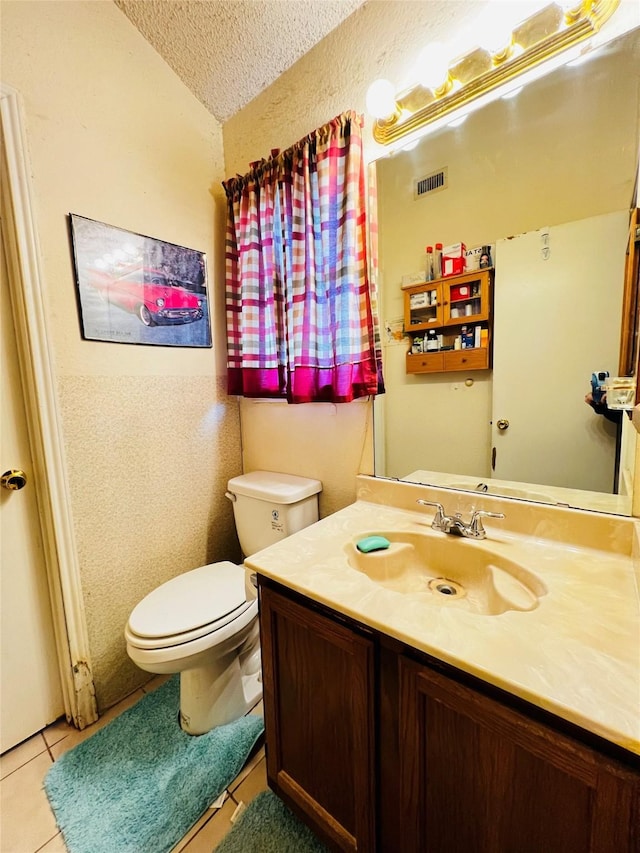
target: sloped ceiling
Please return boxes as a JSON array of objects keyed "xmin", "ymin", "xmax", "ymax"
[{"xmin": 114, "ymin": 0, "xmax": 368, "ymax": 123}]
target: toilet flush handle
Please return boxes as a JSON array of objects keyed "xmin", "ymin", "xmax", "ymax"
[{"xmin": 225, "ymin": 491, "xmax": 237, "ymax": 502}]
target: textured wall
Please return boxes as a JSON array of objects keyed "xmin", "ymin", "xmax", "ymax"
[
  {"xmin": 221, "ymin": 1, "xmax": 475, "ymax": 510},
  {"xmin": 2, "ymin": 1, "xmax": 242, "ymax": 709},
  {"xmin": 114, "ymin": 0, "xmax": 367, "ymax": 122},
  {"xmin": 222, "ymin": 1, "xmax": 488, "ymax": 173}
]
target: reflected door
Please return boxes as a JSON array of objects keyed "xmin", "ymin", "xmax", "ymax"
[{"xmin": 491, "ymin": 211, "xmax": 628, "ymax": 493}]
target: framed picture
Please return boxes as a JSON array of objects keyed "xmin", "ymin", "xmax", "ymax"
[{"xmin": 69, "ymin": 214, "xmax": 212, "ymax": 348}]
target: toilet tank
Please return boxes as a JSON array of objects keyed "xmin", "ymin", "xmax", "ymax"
[{"xmin": 226, "ymin": 471, "xmax": 322, "ymax": 556}]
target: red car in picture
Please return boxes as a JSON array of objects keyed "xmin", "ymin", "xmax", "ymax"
[{"xmin": 89, "ymin": 267, "xmax": 204, "ymax": 326}]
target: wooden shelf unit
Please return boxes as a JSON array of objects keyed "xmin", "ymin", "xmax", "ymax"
[{"xmin": 404, "ymin": 268, "xmax": 494, "ymax": 374}]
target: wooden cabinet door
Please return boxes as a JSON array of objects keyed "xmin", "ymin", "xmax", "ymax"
[
  {"xmin": 441, "ymin": 269, "xmax": 490, "ymax": 326},
  {"xmin": 398, "ymin": 656, "xmax": 640, "ymax": 853},
  {"xmin": 259, "ymin": 582, "xmax": 376, "ymax": 852},
  {"xmin": 404, "ymin": 283, "xmax": 443, "ymax": 332}
]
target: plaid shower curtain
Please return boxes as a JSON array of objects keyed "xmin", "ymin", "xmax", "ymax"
[{"xmin": 223, "ymin": 111, "xmax": 384, "ymax": 403}]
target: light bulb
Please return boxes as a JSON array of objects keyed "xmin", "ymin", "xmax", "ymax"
[
  {"xmin": 416, "ymin": 42, "xmax": 450, "ymax": 91},
  {"xmin": 365, "ymin": 79, "xmax": 397, "ymax": 120}
]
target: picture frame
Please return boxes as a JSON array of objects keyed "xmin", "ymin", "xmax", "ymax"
[{"xmin": 69, "ymin": 214, "xmax": 212, "ymax": 348}]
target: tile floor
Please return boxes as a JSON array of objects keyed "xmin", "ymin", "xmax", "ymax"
[{"xmin": 0, "ymin": 677, "xmax": 268, "ymax": 853}]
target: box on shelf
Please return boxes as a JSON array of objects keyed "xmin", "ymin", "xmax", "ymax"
[
  {"xmin": 442, "ymin": 242, "xmax": 466, "ymax": 277},
  {"xmin": 461, "ymin": 325, "xmax": 475, "ymax": 349},
  {"xmin": 465, "ymin": 246, "xmax": 482, "ymax": 271},
  {"xmin": 465, "ymin": 244, "xmax": 495, "ymax": 271},
  {"xmin": 401, "ymin": 271, "xmax": 427, "ymax": 289},
  {"xmin": 450, "ymin": 283, "xmax": 473, "ymax": 301},
  {"xmin": 443, "ymin": 257, "xmax": 465, "ymax": 277},
  {"xmin": 409, "ymin": 292, "xmax": 429, "ymax": 309}
]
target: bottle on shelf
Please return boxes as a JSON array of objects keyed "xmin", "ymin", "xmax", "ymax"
[
  {"xmin": 425, "ymin": 329, "xmax": 439, "ymax": 352},
  {"xmin": 434, "ymin": 243, "xmax": 443, "ymax": 278},
  {"xmin": 425, "ymin": 246, "xmax": 434, "ymax": 281}
]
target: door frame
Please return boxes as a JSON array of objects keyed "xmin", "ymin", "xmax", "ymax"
[{"xmin": 1, "ymin": 83, "xmax": 98, "ymax": 730}]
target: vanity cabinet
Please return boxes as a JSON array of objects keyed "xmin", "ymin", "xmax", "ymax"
[
  {"xmin": 404, "ymin": 268, "xmax": 493, "ymax": 374},
  {"xmin": 259, "ymin": 582, "xmax": 376, "ymax": 852},
  {"xmin": 396, "ymin": 655, "xmax": 639, "ymax": 853},
  {"xmin": 259, "ymin": 578, "xmax": 640, "ymax": 853}
]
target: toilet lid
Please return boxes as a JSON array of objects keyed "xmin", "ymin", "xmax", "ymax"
[{"xmin": 127, "ymin": 561, "xmax": 249, "ymax": 641}]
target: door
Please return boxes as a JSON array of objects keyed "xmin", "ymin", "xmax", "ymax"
[
  {"xmin": 398, "ymin": 656, "xmax": 640, "ymax": 853},
  {"xmin": 1, "ymin": 235, "xmax": 63, "ymax": 753},
  {"xmin": 259, "ymin": 581, "xmax": 376, "ymax": 852},
  {"xmin": 491, "ymin": 211, "xmax": 628, "ymax": 493}
]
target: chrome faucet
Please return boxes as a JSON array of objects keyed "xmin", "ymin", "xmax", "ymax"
[{"xmin": 417, "ymin": 500, "xmax": 504, "ymax": 540}]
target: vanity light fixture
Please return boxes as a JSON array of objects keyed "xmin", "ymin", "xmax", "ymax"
[
  {"xmin": 501, "ymin": 85, "xmax": 525, "ymax": 100},
  {"xmin": 368, "ymin": 0, "xmax": 622, "ymax": 148}
]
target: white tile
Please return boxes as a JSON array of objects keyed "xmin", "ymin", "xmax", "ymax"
[
  {"xmin": 0, "ymin": 733, "xmax": 48, "ymax": 780},
  {"xmin": 41, "ymin": 717, "xmax": 77, "ymax": 750},
  {"xmin": 230, "ymin": 755, "xmax": 268, "ymax": 801},
  {"xmin": 227, "ymin": 744, "xmax": 266, "ymax": 794},
  {"xmin": 49, "ymin": 690, "xmax": 144, "ymax": 760},
  {"xmin": 140, "ymin": 674, "xmax": 170, "ymax": 694},
  {"xmin": 0, "ymin": 751, "xmax": 58, "ymax": 853},
  {"xmin": 249, "ymin": 699, "xmax": 264, "ymax": 718},
  {"xmin": 170, "ymin": 791, "xmax": 228, "ymax": 853},
  {"xmin": 179, "ymin": 797, "xmax": 237, "ymax": 853},
  {"xmin": 38, "ymin": 831, "xmax": 69, "ymax": 851}
]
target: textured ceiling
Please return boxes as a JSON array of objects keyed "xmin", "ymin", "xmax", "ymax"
[{"xmin": 114, "ymin": 0, "xmax": 368, "ymax": 123}]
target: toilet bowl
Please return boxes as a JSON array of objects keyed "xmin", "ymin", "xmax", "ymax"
[{"xmin": 125, "ymin": 471, "xmax": 322, "ymax": 735}]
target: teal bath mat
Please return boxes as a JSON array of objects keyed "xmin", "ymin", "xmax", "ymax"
[
  {"xmin": 214, "ymin": 790, "xmax": 329, "ymax": 853},
  {"xmin": 44, "ymin": 677, "xmax": 264, "ymax": 853}
]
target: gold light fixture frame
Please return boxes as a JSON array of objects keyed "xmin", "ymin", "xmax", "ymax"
[{"xmin": 373, "ymin": 0, "xmax": 621, "ymax": 145}]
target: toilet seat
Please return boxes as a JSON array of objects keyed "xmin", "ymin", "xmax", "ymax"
[{"xmin": 125, "ymin": 561, "xmax": 253, "ymax": 651}]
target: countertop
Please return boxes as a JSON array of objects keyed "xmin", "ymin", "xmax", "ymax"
[
  {"xmin": 403, "ymin": 469, "xmax": 633, "ymax": 516},
  {"xmin": 246, "ymin": 477, "xmax": 640, "ymax": 756}
]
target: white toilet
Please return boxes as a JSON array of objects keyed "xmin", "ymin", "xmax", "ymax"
[{"xmin": 125, "ymin": 471, "xmax": 322, "ymax": 735}]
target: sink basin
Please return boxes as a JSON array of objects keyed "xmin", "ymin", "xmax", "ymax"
[{"xmin": 345, "ymin": 531, "xmax": 547, "ymax": 616}]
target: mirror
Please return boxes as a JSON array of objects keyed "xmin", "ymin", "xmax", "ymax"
[{"xmin": 373, "ymin": 27, "xmax": 640, "ymax": 515}]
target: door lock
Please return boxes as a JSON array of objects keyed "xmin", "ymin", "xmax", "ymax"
[
  {"xmin": 1, "ymin": 469, "xmax": 28, "ymax": 491},
  {"xmin": 496, "ymin": 419, "xmax": 510, "ymax": 431}
]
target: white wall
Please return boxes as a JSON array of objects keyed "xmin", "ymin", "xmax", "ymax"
[{"xmin": 2, "ymin": 0, "xmax": 242, "ymax": 709}]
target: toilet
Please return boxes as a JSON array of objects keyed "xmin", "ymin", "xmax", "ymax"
[{"xmin": 125, "ymin": 471, "xmax": 322, "ymax": 735}]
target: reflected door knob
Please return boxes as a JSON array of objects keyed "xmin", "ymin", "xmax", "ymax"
[
  {"xmin": 496, "ymin": 419, "xmax": 510, "ymax": 431},
  {"xmin": 1, "ymin": 469, "xmax": 28, "ymax": 490}
]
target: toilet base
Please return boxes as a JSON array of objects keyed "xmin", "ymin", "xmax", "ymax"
[{"xmin": 178, "ymin": 626, "xmax": 262, "ymax": 735}]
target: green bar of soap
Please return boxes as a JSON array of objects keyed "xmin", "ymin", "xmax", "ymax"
[{"xmin": 356, "ymin": 535, "xmax": 391, "ymax": 553}]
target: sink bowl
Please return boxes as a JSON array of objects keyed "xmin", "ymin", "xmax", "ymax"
[{"xmin": 345, "ymin": 531, "xmax": 547, "ymax": 616}]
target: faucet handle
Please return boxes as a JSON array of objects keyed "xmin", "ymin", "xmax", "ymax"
[
  {"xmin": 469, "ymin": 509, "xmax": 505, "ymax": 537},
  {"xmin": 416, "ymin": 499, "xmax": 446, "ymax": 529}
]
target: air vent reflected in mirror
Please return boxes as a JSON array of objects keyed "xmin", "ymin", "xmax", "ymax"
[{"xmin": 414, "ymin": 167, "xmax": 448, "ymax": 200}]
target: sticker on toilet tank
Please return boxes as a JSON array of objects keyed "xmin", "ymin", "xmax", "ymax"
[{"xmin": 271, "ymin": 509, "xmax": 284, "ymax": 533}]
